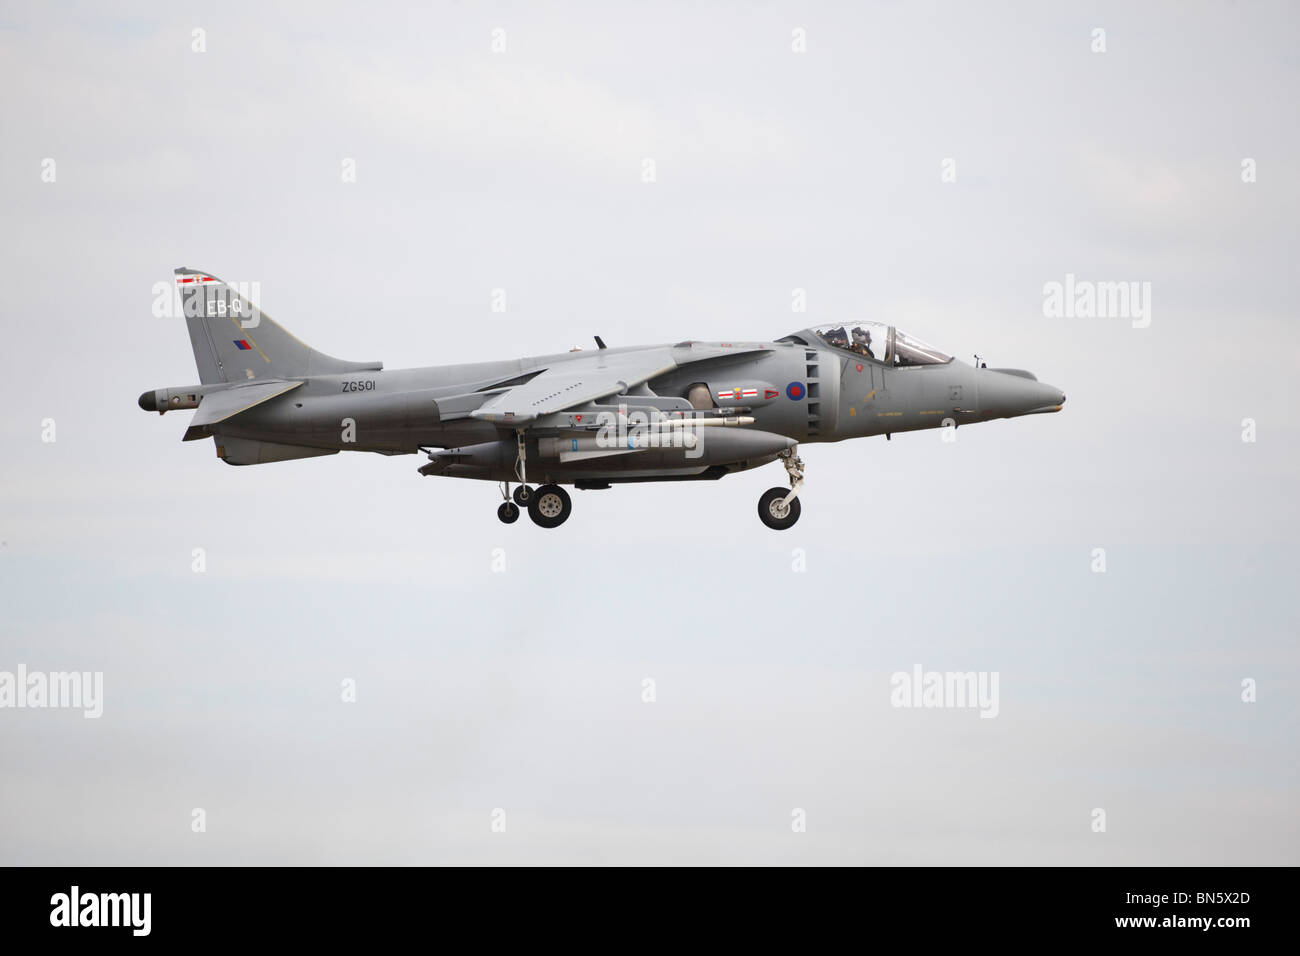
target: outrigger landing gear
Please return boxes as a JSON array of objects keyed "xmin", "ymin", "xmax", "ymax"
[
  {"xmin": 758, "ymin": 448, "xmax": 804, "ymax": 530},
  {"xmin": 497, "ymin": 431, "xmax": 531, "ymax": 523},
  {"xmin": 497, "ymin": 478, "xmax": 521, "ymax": 523}
]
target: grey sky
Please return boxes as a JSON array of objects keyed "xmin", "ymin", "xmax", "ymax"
[{"xmin": 1, "ymin": 1, "xmax": 1296, "ymax": 864}]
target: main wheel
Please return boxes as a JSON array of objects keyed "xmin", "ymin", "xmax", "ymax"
[
  {"xmin": 497, "ymin": 502, "xmax": 520, "ymax": 524},
  {"xmin": 512, "ymin": 485, "xmax": 532, "ymax": 505},
  {"xmin": 528, "ymin": 484, "xmax": 572, "ymax": 528},
  {"xmin": 757, "ymin": 487, "xmax": 801, "ymax": 530}
]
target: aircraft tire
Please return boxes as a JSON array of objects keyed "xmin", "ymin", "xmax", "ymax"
[
  {"xmin": 528, "ymin": 484, "xmax": 571, "ymax": 528},
  {"xmin": 512, "ymin": 485, "xmax": 532, "ymax": 505},
  {"xmin": 497, "ymin": 502, "xmax": 521, "ymax": 524},
  {"xmin": 758, "ymin": 487, "xmax": 801, "ymax": 530}
]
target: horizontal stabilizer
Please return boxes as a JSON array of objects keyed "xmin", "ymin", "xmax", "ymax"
[{"xmin": 183, "ymin": 380, "xmax": 303, "ymax": 440}]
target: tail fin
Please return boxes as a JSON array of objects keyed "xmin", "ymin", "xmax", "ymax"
[{"xmin": 175, "ymin": 267, "xmax": 382, "ymax": 384}]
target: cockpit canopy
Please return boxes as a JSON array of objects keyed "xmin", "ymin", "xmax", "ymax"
[{"xmin": 792, "ymin": 322, "xmax": 953, "ymax": 367}]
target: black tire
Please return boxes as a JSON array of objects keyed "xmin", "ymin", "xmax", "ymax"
[
  {"xmin": 512, "ymin": 485, "xmax": 532, "ymax": 506},
  {"xmin": 757, "ymin": 487, "xmax": 801, "ymax": 530},
  {"xmin": 528, "ymin": 484, "xmax": 572, "ymax": 528},
  {"xmin": 497, "ymin": 502, "xmax": 520, "ymax": 524}
]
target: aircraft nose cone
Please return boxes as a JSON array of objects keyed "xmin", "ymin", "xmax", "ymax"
[
  {"xmin": 138, "ymin": 390, "xmax": 157, "ymax": 411},
  {"xmin": 981, "ymin": 372, "xmax": 1065, "ymax": 417},
  {"xmin": 1026, "ymin": 381, "xmax": 1065, "ymax": 413}
]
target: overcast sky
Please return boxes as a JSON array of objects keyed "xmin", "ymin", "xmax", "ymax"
[{"xmin": 1, "ymin": 1, "xmax": 1296, "ymax": 864}]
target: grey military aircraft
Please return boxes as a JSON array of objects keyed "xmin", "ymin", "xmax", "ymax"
[{"xmin": 140, "ymin": 267, "xmax": 1065, "ymax": 529}]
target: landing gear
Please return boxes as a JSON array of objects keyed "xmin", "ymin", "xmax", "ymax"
[
  {"xmin": 495, "ymin": 484, "xmax": 571, "ymax": 527},
  {"xmin": 757, "ymin": 447, "xmax": 805, "ymax": 530},
  {"xmin": 758, "ymin": 487, "xmax": 801, "ymax": 530},
  {"xmin": 499, "ymin": 434, "xmax": 571, "ymax": 527},
  {"xmin": 528, "ymin": 484, "xmax": 572, "ymax": 529},
  {"xmin": 498, "ymin": 432, "xmax": 537, "ymax": 523}
]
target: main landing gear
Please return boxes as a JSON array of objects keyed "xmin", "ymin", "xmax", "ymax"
[
  {"xmin": 494, "ymin": 432, "xmax": 802, "ymax": 530},
  {"xmin": 497, "ymin": 431, "xmax": 572, "ymax": 527},
  {"xmin": 757, "ymin": 448, "xmax": 804, "ymax": 530},
  {"xmin": 527, "ymin": 484, "xmax": 571, "ymax": 528},
  {"xmin": 497, "ymin": 482, "xmax": 572, "ymax": 528}
]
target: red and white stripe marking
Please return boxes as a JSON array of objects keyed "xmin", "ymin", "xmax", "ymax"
[
  {"xmin": 716, "ymin": 387, "xmax": 759, "ymax": 401},
  {"xmin": 176, "ymin": 275, "xmax": 218, "ymax": 284}
]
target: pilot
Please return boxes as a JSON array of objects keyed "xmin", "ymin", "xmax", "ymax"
[
  {"xmin": 824, "ymin": 326, "xmax": 849, "ymax": 349},
  {"xmin": 850, "ymin": 326, "xmax": 875, "ymax": 359}
]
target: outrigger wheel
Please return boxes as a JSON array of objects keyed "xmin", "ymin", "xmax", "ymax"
[
  {"xmin": 497, "ymin": 502, "xmax": 520, "ymax": 524},
  {"xmin": 528, "ymin": 484, "xmax": 572, "ymax": 528},
  {"xmin": 512, "ymin": 485, "xmax": 533, "ymax": 505}
]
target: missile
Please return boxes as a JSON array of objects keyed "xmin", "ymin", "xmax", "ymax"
[
  {"xmin": 652, "ymin": 415, "xmax": 756, "ymax": 428},
  {"xmin": 538, "ymin": 431, "xmax": 699, "ymax": 460}
]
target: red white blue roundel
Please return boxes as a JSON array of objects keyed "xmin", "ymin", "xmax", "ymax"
[{"xmin": 786, "ymin": 381, "xmax": 806, "ymax": 401}]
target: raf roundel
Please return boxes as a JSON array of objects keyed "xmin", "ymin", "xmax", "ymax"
[{"xmin": 786, "ymin": 381, "xmax": 806, "ymax": 401}]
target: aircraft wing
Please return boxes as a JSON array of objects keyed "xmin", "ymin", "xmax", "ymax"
[
  {"xmin": 182, "ymin": 380, "xmax": 304, "ymax": 440},
  {"xmin": 470, "ymin": 349, "xmax": 678, "ymax": 426}
]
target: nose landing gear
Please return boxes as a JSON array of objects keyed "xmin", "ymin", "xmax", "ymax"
[{"xmin": 757, "ymin": 448, "xmax": 804, "ymax": 530}]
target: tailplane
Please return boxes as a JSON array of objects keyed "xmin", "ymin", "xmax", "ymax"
[{"xmin": 175, "ymin": 267, "xmax": 381, "ymax": 384}]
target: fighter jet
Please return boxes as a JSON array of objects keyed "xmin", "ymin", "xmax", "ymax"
[{"xmin": 139, "ymin": 268, "xmax": 1066, "ymax": 529}]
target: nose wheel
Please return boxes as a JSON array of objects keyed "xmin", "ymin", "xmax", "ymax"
[
  {"xmin": 757, "ymin": 448, "xmax": 804, "ymax": 530},
  {"xmin": 758, "ymin": 487, "xmax": 801, "ymax": 530}
]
